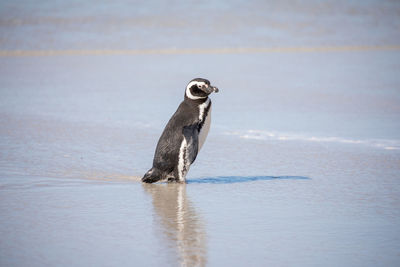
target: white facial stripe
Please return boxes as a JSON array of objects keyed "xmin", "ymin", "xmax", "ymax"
[
  {"xmin": 187, "ymin": 81, "xmax": 207, "ymax": 89},
  {"xmin": 185, "ymin": 81, "xmax": 208, "ymax": 100}
]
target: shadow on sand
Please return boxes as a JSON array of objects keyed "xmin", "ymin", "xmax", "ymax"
[{"xmin": 187, "ymin": 176, "xmax": 310, "ymax": 184}]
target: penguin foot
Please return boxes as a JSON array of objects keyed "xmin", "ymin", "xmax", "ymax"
[{"xmin": 167, "ymin": 175, "xmax": 187, "ymax": 183}]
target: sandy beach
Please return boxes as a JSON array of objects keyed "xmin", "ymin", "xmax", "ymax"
[{"xmin": 1, "ymin": 1, "xmax": 400, "ymax": 266}]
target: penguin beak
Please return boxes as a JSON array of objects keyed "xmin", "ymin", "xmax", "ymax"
[
  {"xmin": 204, "ymin": 85, "xmax": 218, "ymax": 94},
  {"xmin": 211, "ymin": 85, "xmax": 219, "ymax": 93}
]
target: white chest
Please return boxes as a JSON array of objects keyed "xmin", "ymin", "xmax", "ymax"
[{"xmin": 198, "ymin": 99, "xmax": 211, "ymax": 151}]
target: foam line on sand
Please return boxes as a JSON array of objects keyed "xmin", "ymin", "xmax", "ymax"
[
  {"xmin": 1, "ymin": 45, "xmax": 399, "ymax": 57},
  {"xmin": 226, "ymin": 130, "xmax": 400, "ymax": 150}
]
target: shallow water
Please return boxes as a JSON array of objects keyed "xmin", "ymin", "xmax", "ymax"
[{"xmin": 1, "ymin": 0, "xmax": 400, "ymax": 266}]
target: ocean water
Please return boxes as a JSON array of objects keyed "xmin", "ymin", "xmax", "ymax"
[{"xmin": 1, "ymin": 1, "xmax": 400, "ymax": 266}]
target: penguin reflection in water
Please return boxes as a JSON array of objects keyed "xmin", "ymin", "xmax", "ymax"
[{"xmin": 142, "ymin": 78, "xmax": 219, "ymax": 183}]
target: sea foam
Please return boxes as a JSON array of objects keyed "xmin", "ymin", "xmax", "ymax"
[{"xmin": 225, "ymin": 130, "xmax": 400, "ymax": 150}]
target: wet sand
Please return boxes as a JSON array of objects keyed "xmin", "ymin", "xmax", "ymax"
[{"xmin": 1, "ymin": 1, "xmax": 400, "ymax": 266}]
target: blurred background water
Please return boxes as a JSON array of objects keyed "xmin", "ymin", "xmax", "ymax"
[{"xmin": 1, "ymin": 0, "xmax": 400, "ymax": 266}]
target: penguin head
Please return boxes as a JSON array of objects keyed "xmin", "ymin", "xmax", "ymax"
[{"xmin": 185, "ymin": 78, "xmax": 219, "ymax": 100}]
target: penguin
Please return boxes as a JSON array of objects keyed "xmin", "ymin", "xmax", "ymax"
[{"xmin": 142, "ymin": 78, "xmax": 219, "ymax": 183}]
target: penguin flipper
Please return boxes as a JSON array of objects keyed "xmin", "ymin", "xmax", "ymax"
[{"xmin": 182, "ymin": 124, "xmax": 199, "ymax": 164}]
